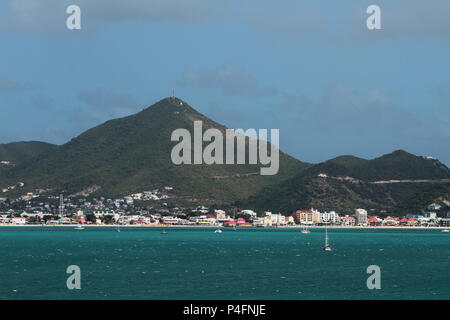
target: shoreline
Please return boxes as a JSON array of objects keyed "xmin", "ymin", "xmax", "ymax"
[{"xmin": 0, "ymin": 224, "xmax": 448, "ymax": 230}]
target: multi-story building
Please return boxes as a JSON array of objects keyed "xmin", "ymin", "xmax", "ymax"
[
  {"xmin": 295, "ymin": 209, "xmax": 320, "ymax": 225},
  {"xmin": 355, "ymin": 208, "xmax": 368, "ymax": 225},
  {"xmin": 215, "ymin": 210, "xmax": 230, "ymax": 222},
  {"xmin": 270, "ymin": 213, "xmax": 286, "ymax": 226},
  {"xmin": 318, "ymin": 211, "xmax": 339, "ymax": 224}
]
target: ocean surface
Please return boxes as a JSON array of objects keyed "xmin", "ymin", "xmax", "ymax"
[{"xmin": 0, "ymin": 227, "xmax": 448, "ymax": 300}]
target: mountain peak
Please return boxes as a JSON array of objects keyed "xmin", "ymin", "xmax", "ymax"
[
  {"xmin": 0, "ymin": 96, "xmax": 307, "ymax": 203},
  {"xmin": 163, "ymin": 96, "xmax": 185, "ymax": 105},
  {"xmin": 390, "ymin": 149, "xmax": 413, "ymax": 156},
  {"xmin": 139, "ymin": 97, "xmax": 198, "ymax": 116}
]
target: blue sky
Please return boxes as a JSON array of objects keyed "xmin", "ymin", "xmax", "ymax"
[{"xmin": 0, "ymin": 0, "xmax": 449, "ymax": 165}]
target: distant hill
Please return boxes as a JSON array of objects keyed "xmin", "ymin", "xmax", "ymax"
[
  {"xmin": 2, "ymin": 98, "xmax": 449, "ymax": 213},
  {"xmin": 243, "ymin": 150, "xmax": 450, "ymax": 214},
  {"xmin": 321, "ymin": 150, "xmax": 450, "ymax": 181},
  {"xmin": 0, "ymin": 141, "xmax": 57, "ymax": 165},
  {"xmin": 0, "ymin": 98, "xmax": 309, "ymax": 204},
  {"xmin": 393, "ymin": 182, "xmax": 450, "ymax": 216}
]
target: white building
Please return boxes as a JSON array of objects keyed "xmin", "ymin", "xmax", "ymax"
[
  {"xmin": 252, "ymin": 217, "xmax": 264, "ymax": 227},
  {"xmin": 424, "ymin": 212, "xmax": 437, "ymax": 219},
  {"xmin": 240, "ymin": 210, "xmax": 257, "ymax": 217},
  {"xmin": 215, "ymin": 210, "xmax": 230, "ymax": 222},
  {"xmin": 12, "ymin": 217, "xmax": 27, "ymax": 224},
  {"xmin": 318, "ymin": 211, "xmax": 339, "ymax": 224},
  {"xmin": 162, "ymin": 217, "xmax": 181, "ymax": 225},
  {"xmin": 270, "ymin": 213, "xmax": 286, "ymax": 226},
  {"xmin": 355, "ymin": 209, "xmax": 368, "ymax": 225}
]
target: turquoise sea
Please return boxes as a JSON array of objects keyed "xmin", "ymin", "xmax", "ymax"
[{"xmin": 0, "ymin": 227, "xmax": 448, "ymax": 299}]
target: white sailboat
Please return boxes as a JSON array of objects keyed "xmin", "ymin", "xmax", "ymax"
[
  {"xmin": 323, "ymin": 224, "xmax": 332, "ymax": 251},
  {"xmin": 116, "ymin": 224, "xmax": 121, "ymax": 232},
  {"xmin": 301, "ymin": 227, "xmax": 310, "ymax": 234},
  {"xmin": 74, "ymin": 225, "xmax": 84, "ymax": 230},
  {"xmin": 214, "ymin": 229, "xmax": 222, "ymax": 233},
  {"xmin": 442, "ymin": 229, "xmax": 449, "ymax": 233}
]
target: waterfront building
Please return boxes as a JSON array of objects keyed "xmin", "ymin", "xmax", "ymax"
[
  {"xmin": 367, "ymin": 216, "xmax": 382, "ymax": 226},
  {"xmin": 319, "ymin": 211, "xmax": 339, "ymax": 224},
  {"xmin": 263, "ymin": 215, "xmax": 273, "ymax": 227},
  {"xmin": 252, "ymin": 217, "xmax": 264, "ymax": 227},
  {"xmin": 383, "ymin": 216, "xmax": 399, "ymax": 226},
  {"xmin": 214, "ymin": 210, "xmax": 227, "ymax": 220},
  {"xmin": 286, "ymin": 216, "xmax": 295, "ymax": 225},
  {"xmin": 236, "ymin": 217, "xmax": 247, "ymax": 226},
  {"xmin": 11, "ymin": 217, "xmax": 27, "ymax": 224},
  {"xmin": 355, "ymin": 209, "xmax": 368, "ymax": 225},
  {"xmin": 437, "ymin": 218, "xmax": 450, "ymax": 227},
  {"xmin": 424, "ymin": 212, "xmax": 437, "ymax": 219},
  {"xmin": 270, "ymin": 213, "xmax": 286, "ymax": 226},
  {"xmin": 295, "ymin": 209, "xmax": 320, "ymax": 225},
  {"xmin": 223, "ymin": 220, "xmax": 236, "ymax": 227},
  {"xmin": 341, "ymin": 216, "xmax": 356, "ymax": 226}
]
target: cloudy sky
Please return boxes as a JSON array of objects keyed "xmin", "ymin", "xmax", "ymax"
[{"xmin": 0, "ymin": 0, "xmax": 449, "ymax": 165}]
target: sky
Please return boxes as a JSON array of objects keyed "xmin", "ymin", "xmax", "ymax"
[{"xmin": 0, "ymin": 0, "xmax": 449, "ymax": 166}]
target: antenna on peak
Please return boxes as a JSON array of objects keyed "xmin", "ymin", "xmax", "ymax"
[{"xmin": 172, "ymin": 88, "xmax": 175, "ymax": 99}]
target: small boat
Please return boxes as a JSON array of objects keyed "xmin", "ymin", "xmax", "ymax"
[
  {"xmin": 160, "ymin": 230, "xmax": 168, "ymax": 234},
  {"xmin": 214, "ymin": 229, "xmax": 222, "ymax": 233},
  {"xmin": 323, "ymin": 224, "xmax": 332, "ymax": 251},
  {"xmin": 74, "ymin": 225, "xmax": 85, "ymax": 230},
  {"xmin": 442, "ymin": 229, "xmax": 450, "ymax": 233},
  {"xmin": 233, "ymin": 226, "xmax": 237, "ymax": 231},
  {"xmin": 301, "ymin": 228, "xmax": 310, "ymax": 234}
]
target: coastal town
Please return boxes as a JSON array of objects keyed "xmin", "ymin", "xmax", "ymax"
[{"xmin": 1, "ymin": 186, "xmax": 449, "ymax": 228}]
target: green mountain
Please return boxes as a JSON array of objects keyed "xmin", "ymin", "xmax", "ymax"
[
  {"xmin": 2, "ymin": 98, "xmax": 449, "ymax": 213},
  {"xmin": 0, "ymin": 97, "xmax": 309, "ymax": 204},
  {"xmin": 0, "ymin": 141, "xmax": 57, "ymax": 165},
  {"xmin": 243, "ymin": 150, "xmax": 450, "ymax": 214},
  {"xmin": 322, "ymin": 150, "xmax": 450, "ymax": 180},
  {"xmin": 393, "ymin": 182, "xmax": 450, "ymax": 216}
]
